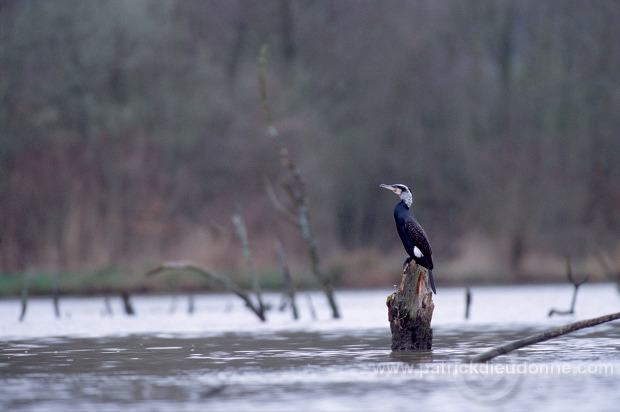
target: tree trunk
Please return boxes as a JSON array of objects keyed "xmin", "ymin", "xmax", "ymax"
[{"xmin": 386, "ymin": 262, "xmax": 434, "ymax": 350}]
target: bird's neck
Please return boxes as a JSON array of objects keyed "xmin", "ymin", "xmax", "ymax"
[
  {"xmin": 400, "ymin": 193, "xmax": 412, "ymax": 208},
  {"xmin": 399, "ymin": 199, "xmax": 411, "ymax": 210}
]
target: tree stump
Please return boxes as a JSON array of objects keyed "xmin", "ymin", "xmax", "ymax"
[{"xmin": 386, "ymin": 262, "xmax": 434, "ymax": 350}]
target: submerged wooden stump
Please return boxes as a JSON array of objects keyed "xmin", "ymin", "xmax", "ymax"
[{"xmin": 386, "ymin": 262, "xmax": 434, "ymax": 350}]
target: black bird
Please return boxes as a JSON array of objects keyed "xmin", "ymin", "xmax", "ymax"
[{"xmin": 380, "ymin": 183, "xmax": 436, "ymax": 294}]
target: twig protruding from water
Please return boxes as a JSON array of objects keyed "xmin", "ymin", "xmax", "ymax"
[
  {"xmin": 19, "ymin": 285, "xmax": 28, "ymax": 322},
  {"xmin": 465, "ymin": 287, "xmax": 472, "ymax": 320},
  {"xmin": 548, "ymin": 257, "xmax": 588, "ymax": 317},
  {"xmin": 121, "ymin": 291, "xmax": 135, "ymax": 315},
  {"xmin": 276, "ymin": 240, "xmax": 298, "ymax": 320},
  {"xmin": 188, "ymin": 294, "xmax": 195, "ymax": 315},
  {"xmin": 103, "ymin": 295, "xmax": 113, "ymax": 316},
  {"xmin": 232, "ymin": 212, "xmax": 265, "ymax": 319},
  {"xmin": 53, "ymin": 288, "xmax": 61, "ymax": 318}
]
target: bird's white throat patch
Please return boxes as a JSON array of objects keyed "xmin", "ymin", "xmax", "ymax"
[
  {"xmin": 413, "ymin": 246, "xmax": 423, "ymax": 258},
  {"xmin": 400, "ymin": 190, "xmax": 412, "ymax": 208}
]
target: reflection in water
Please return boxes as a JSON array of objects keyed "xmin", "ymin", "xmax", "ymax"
[{"xmin": 1, "ymin": 285, "xmax": 619, "ymax": 411}]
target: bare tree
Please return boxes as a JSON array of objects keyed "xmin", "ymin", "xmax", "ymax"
[{"xmin": 259, "ymin": 45, "xmax": 340, "ymax": 318}]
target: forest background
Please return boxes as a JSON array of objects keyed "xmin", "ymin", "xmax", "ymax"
[{"xmin": 1, "ymin": 0, "xmax": 619, "ymax": 295}]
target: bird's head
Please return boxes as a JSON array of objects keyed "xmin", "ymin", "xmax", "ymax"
[{"xmin": 380, "ymin": 183, "xmax": 412, "ymax": 207}]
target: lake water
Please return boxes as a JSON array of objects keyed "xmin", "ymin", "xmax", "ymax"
[{"xmin": 1, "ymin": 284, "xmax": 619, "ymax": 411}]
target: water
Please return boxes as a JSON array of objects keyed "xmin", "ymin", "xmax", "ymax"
[{"xmin": 1, "ymin": 284, "xmax": 619, "ymax": 411}]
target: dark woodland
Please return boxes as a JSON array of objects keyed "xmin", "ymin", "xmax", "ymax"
[{"xmin": 1, "ymin": 0, "xmax": 619, "ymax": 291}]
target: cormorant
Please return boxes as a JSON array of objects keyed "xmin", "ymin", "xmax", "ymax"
[{"xmin": 380, "ymin": 183, "xmax": 436, "ymax": 294}]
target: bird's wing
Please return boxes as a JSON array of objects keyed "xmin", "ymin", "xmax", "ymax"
[{"xmin": 403, "ymin": 216, "xmax": 433, "ymax": 263}]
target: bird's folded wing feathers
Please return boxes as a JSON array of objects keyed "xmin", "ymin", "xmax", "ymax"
[{"xmin": 403, "ymin": 216, "xmax": 432, "ymax": 258}]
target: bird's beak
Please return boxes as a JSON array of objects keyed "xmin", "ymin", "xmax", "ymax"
[{"xmin": 380, "ymin": 184, "xmax": 398, "ymax": 193}]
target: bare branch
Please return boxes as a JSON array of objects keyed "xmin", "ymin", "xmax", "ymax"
[
  {"xmin": 121, "ymin": 291, "xmax": 135, "ymax": 315},
  {"xmin": 464, "ymin": 287, "xmax": 472, "ymax": 320},
  {"xmin": 257, "ymin": 44, "xmax": 340, "ymax": 319},
  {"xmin": 19, "ymin": 285, "xmax": 28, "ymax": 322},
  {"xmin": 276, "ymin": 240, "xmax": 299, "ymax": 320},
  {"xmin": 145, "ymin": 261, "xmax": 266, "ymax": 321},
  {"xmin": 470, "ymin": 311, "xmax": 620, "ymax": 363},
  {"xmin": 232, "ymin": 212, "xmax": 265, "ymax": 317},
  {"xmin": 548, "ymin": 257, "xmax": 588, "ymax": 317},
  {"xmin": 565, "ymin": 256, "xmax": 588, "ymax": 287},
  {"xmin": 264, "ymin": 176, "xmax": 298, "ymax": 226}
]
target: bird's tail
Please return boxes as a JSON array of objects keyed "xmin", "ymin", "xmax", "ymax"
[{"xmin": 428, "ymin": 269, "xmax": 437, "ymax": 294}]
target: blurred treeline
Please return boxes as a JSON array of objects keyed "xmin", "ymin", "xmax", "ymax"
[{"xmin": 1, "ymin": 0, "xmax": 619, "ymax": 288}]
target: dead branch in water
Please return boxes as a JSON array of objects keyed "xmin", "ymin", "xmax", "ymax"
[
  {"xmin": 464, "ymin": 287, "xmax": 472, "ymax": 320},
  {"xmin": 305, "ymin": 292, "xmax": 317, "ymax": 320},
  {"xmin": 188, "ymin": 294, "xmax": 195, "ymax": 315},
  {"xmin": 145, "ymin": 261, "xmax": 266, "ymax": 321},
  {"xmin": 548, "ymin": 257, "xmax": 588, "ymax": 317},
  {"xmin": 232, "ymin": 212, "xmax": 265, "ymax": 318},
  {"xmin": 103, "ymin": 295, "xmax": 113, "ymax": 316},
  {"xmin": 53, "ymin": 288, "xmax": 61, "ymax": 318},
  {"xmin": 121, "ymin": 291, "xmax": 135, "ymax": 315},
  {"xmin": 469, "ymin": 311, "xmax": 620, "ymax": 363},
  {"xmin": 276, "ymin": 240, "xmax": 299, "ymax": 320},
  {"xmin": 19, "ymin": 284, "xmax": 28, "ymax": 322},
  {"xmin": 258, "ymin": 44, "xmax": 340, "ymax": 319},
  {"xmin": 264, "ymin": 177, "xmax": 298, "ymax": 226}
]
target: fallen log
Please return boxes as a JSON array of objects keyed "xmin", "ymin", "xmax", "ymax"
[{"xmin": 470, "ymin": 311, "xmax": 620, "ymax": 363}]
